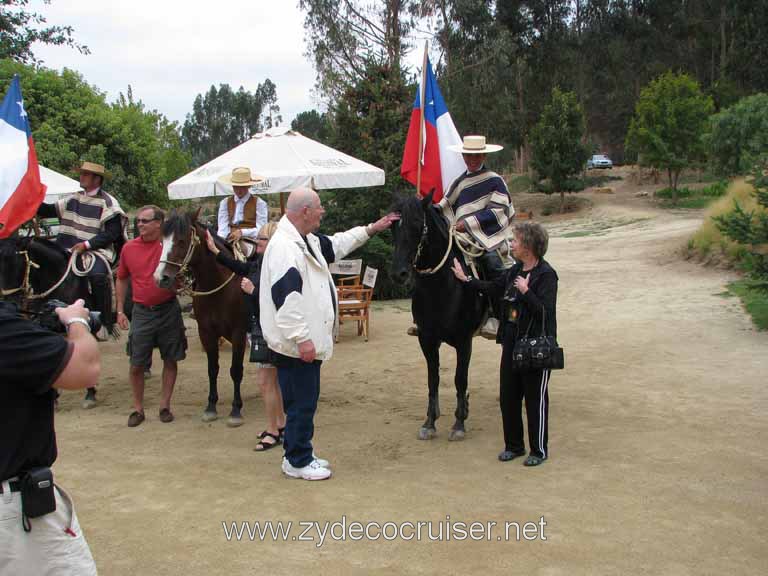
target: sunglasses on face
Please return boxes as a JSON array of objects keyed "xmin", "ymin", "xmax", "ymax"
[
  {"xmin": 136, "ymin": 217, "xmax": 158, "ymax": 224},
  {"xmin": 256, "ymin": 236, "xmax": 269, "ymax": 241}
]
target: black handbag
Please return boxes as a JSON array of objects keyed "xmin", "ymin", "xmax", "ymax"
[
  {"xmin": 511, "ymin": 309, "xmax": 564, "ymax": 370},
  {"xmin": 249, "ymin": 322, "xmax": 271, "ymax": 364}
]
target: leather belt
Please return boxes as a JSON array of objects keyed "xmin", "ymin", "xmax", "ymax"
[{"xmin": 0, "ymin": 480, "xmax": 21, "ymax": 494}]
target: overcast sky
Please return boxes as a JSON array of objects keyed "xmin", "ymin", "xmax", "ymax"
[{"xmin": 30, "ymin": 0, "xmax": 327, "ymax": 127}]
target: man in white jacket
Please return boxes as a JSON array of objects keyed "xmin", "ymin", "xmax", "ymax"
[{"xmin": 260, "ymin": 187, "xmax": 398, "ymax": 481}]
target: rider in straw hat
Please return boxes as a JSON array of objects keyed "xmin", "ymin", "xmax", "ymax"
[
  {"xmin": 36, "ymin": 160, "xmax": 128, "ymax": 329},
  {"xmin": 216, "ymin": 167, "xmax": 269, "ymax": 246},
  {"xmin": 440, "ymin": 135, "xmax": 513, "ymax": 268},
  {"xmin": 408, "ymin": 135, "xmax": 513, "ymax": 337}
]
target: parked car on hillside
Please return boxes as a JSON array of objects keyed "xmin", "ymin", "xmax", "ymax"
[{"xmin": 587, "ymin": 154, "xmax": 613, "ymax": 169}]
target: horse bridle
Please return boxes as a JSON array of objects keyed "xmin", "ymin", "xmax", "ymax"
[
  {"xmin": 412, "ymin": 210, "xmax": 455, "ymax": 276},
  {"xmin": 0, "ymin": 249, "xmax": 38, "ymax": 297},
  {"xmin": 158, "ymin": 225, "xmax": 236, "ymax": 297},
  {"xmin": 411, "ymin": 209, "xmax": 488, "ymax": 278}
]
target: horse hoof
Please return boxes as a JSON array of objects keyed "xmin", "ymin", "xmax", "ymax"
[
  {"xmin": 81, "ymin": 398, "xmax": 97, "ymax": 410},
  {"xmin": 201, "ymin": 411, "xmax": 218, "ymax": 422},
  {"xmin": 418, "ymin": 427, "xmax": 436, "ymax": 440},
  {"xmin": 226, "ymin": 416, "xmax": 244, "ymax": 428},
  {"xmin": 448, "ymin": 429, "xmax": 465, "ymax": 441}
]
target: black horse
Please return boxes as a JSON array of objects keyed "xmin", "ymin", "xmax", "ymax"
[
  {"xmin": 154, "ymin": 209, "xmax": 248, "ymax": 427},
  {"xmin": 391, "ymin": 192, "xmax": 487, "ymax": 440},
  {"xmin": 0, "ymin": 234, "xmax": 118, "ymax": 407}
]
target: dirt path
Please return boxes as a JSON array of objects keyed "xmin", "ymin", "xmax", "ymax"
[{"xmin": 53, "ymin": 183, "xmax": 767, "ymax": 575}]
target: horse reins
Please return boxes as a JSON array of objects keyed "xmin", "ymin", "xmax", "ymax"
[
  {"xmin": 412, "ymin": 213, "xmax": 505, "ymax": 279},
  {"xmin": 1, "ymin": 245, "xmax": 115, "ymax": 302},
  {"xmin": 0, "ymin": 250, "xmax": 38, "ymax": 297},
  {"xmin": 158, "ymin": 226, "xmax": 236, "ymax": 297}
]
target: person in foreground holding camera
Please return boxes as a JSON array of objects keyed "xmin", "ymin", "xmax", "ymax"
[
  {"xmin": 0, "ymin": 298, "xmax": 100, "ymax": 575},
  {"xmin": 451, "ymin": 222, "xmax": 559, "ymax": 467}
]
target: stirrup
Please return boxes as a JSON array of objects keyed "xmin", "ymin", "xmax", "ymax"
[{"xmin": 479, "ymin": 317, "xmax": 499, "ymax": 340}]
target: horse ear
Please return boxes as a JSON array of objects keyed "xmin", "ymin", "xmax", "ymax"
[
  {"xmin": 192, "ymin": 206, "xmax": 202, "ymax": 223},
  {"xmin": 421, "ymin": 188, "xmax": 436, "ymax": 208}
]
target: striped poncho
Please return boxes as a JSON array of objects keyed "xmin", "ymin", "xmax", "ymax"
[
  {"xmin": 55, "ymin": 190, "xmax": 127, "ymax": 264},
  {"xmin": 438, "ymin": 167, "xmax": 514, "ymax": 251}
]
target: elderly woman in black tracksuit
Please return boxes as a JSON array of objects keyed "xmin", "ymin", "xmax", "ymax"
[
  {"xmin": 205, "ymin": 222, "xmax": 285, "ymax": 451},
  {"xmin": 452, "ymin": 222, "xmax": 558, "ymax": 467}
]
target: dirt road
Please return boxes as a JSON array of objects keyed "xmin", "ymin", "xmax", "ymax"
[{"xmin": 52, "ymin": 183, "xmax": 767, "ymax": 575}]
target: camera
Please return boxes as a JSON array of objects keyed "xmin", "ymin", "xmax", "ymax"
[{"xmin": 37, "ymin": 299, "xmax": 102, "ymax": 334}]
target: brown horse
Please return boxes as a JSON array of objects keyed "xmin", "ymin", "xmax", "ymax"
[{"xmin": 153, "ymin": 209, "xmax": 248, "ymax": 426}]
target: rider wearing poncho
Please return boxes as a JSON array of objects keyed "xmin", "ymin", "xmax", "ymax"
[
  {"xmin": 36, "ymin": 161, "xmax": 127, "ymax": 324},
  {"xmin": 438, "ymin": 135, "xmax": 514, "ymax": 280}
]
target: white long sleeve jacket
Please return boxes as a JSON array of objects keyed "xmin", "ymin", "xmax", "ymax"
[{"xmin": 259, "ymin": 215, "xmax": 369, "ymax": 361}]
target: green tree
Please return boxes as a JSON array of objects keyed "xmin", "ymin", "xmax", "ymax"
[
  {"xmin": 299, "ymin": 0, "xmax": 413, "ymax": 101},
  {"xmin": 715, "ymin": 158, "xmax": 768, "ymax": 284},
  {"xmin": 626, "ymin": 72, "xmax": 714, "ymax": 203},
  {"xmin": 321, "ymin": 60, "xmax": 411, "ymax": 298},
  {"xmin": 530, "ymin": 88, "xmax": 590, "ymax": 213},
  {"xmin": 0, "ymin": 61, "xmax": 190, "ymax": 207},
  {"xmin": 0, "ymin": 0, "xmax": 89, "ymax": 63},
  {"xmin": 709, "ymin": 93, "xmax": 768, "ymax": 176},
  {"xmin": 182, "ymin": 82, "xmax": 277, "ymax": 166},
  {"xmin": 291, "ymin": 109, "xmax": 331, "ymax": 142}
]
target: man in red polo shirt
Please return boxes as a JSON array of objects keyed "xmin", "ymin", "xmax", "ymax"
[{"xmin": 115, "ymin": 205, "xmax": 187, "ymax": 427}]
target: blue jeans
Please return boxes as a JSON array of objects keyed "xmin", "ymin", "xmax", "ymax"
[{"xmin": 277, "ymin": 358, "xmax": 322, "ymax": 468}]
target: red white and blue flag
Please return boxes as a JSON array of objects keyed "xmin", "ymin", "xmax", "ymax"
[
  {"xmin": 0, "ymin": 75, "xmax": 46, "ymax": 239},
  {"xmin": 401, "ymin": 55, "xmax": 465, "ymax": 202}
]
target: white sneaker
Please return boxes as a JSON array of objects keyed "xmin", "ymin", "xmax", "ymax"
[
  {"xmin": 282, "ymin": 458, "xmax": 332, "ymax": 481},
  {"xmin": 313, "ymin": 453, "xmax": 330, "ymax": 468}
]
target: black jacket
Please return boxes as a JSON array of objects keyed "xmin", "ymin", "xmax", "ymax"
[
  {"xmin": 215, "ymin": 252, "xmax": 262, "ymax": 326},
  {"xmin": 469, "ymin": 259, "xmax": 558, "ymax": 345}
]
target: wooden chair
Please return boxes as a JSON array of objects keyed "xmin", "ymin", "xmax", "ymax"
[
  {"xmin": 336, "ymin": 266, "xmax": 378, "ymax": 341},
  {"xmin": 329, "ymin": 258, "xmax": 363, "ymax": 288}
]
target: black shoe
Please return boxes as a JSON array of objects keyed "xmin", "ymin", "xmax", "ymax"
[{"xmin": 498, "ymin": 448, "xmax": 526, "ymax": 462}]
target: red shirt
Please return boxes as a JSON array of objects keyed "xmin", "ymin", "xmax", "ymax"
[{"xmin": 117, "ymin": 237, "xmax": 175, "ymax": 306}]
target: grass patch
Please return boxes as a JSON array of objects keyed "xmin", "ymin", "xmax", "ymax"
[
  {"xmin": 556, "ymin": 217, "xmax": 650, "ymax": 238},
  {"xmin": 689, "ymin": 179, "xmax": 763, "ymax": 260},
  {"xmin": 727, "ymin": 280, "xmax": 768, "ymax": 330},
  {"xmin": 540, "ymin": 195, "xmax": 590, "ymax": 216},
  {"xmin": 535, "ymin": 173, "xmax": 622, "ymax": 194},
  {"xmin": 656, "ymin": 180, "xmax": 729, "ymax": 208},
  {"xmin": 678, "ymin": 169, "xmax": 721, "ymax": 185}
]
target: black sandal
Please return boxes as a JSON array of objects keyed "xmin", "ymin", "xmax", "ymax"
[
  {"xmin": 278, "ymin": 426, "xmax": 285, "ymax": 441},
  {"xmin": 253, "ymin": 432, "xmax": 281, "ymax": 452}
]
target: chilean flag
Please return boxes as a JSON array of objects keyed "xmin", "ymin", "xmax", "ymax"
[
  {"xmin": 401, "ymin": 55, "xmax": 465, "ymax": 202},
  {"xmin": 0, "ymin": 76, "xmax": 46, "ymax": 239}
]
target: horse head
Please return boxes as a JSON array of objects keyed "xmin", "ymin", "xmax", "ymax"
[
  {"xmin": 155, "ymin": 208, "xmax": 200, "ymax": 290},
  {"xmin": 0, "ymin": 235, "xmax": 26, "ymax": 297},
  {"xmin": 391, "ymin": 189, "xmax": 447, "ymax": 283}
]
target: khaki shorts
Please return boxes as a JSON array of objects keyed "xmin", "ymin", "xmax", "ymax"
[
  {"xmin": 0, "ymin": 482, "xmax": 97, "ymax": 575},
  {"xmin": 127, "ymin": 299, "xmax": 187, "ymax": 367}
]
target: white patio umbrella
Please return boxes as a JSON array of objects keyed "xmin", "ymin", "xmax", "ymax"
[
  {"xmin": 167, "ymin": 127, "xmax": 385, "ymax": 200},
  {"xmin": 40, "ymin": 165, "xmax": 81, "ymax": 202}
]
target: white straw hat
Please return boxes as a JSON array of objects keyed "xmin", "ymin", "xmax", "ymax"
[{"xmin": 447, "ymin": 135, "xmax": 503, "ymax": 154}]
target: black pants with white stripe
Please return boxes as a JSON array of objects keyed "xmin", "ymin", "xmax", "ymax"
[{"xmin": 500, "ymin": 345, "xmax": 550, "ymax": 459}]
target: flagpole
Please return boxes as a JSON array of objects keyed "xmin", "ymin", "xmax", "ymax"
[{"xmin": 415, "ymin": 41, "xmax": 428, "ymax": 197}]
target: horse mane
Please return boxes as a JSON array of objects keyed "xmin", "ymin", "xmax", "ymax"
[
  {"xmin": 393, "ymin": 193, "xmax": 447, "ymax": 240},
  {"xmin": 29, "ymin": 237, "xmax": 69, "ymax": 264},
  {"xmin": 162, "ymin": 209, "xmax": 191, "ymax": 239}
]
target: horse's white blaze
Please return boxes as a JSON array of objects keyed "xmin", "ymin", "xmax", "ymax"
[{"xmin": 153, "ymin": 232, "xmax": 174, "ymax": 284}]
